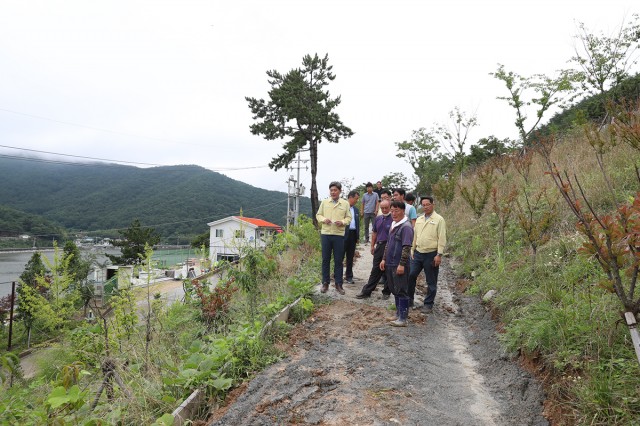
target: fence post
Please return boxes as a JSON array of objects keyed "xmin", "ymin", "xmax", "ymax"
[
  {"xmin": 7, "ymin": 281, "xmax": 16, "ymax": 351},
  {"xmin": 624, "ymin": 312, "xmax": 640, "ymax": 366}
]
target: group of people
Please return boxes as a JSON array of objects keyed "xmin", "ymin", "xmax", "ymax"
[{"xmin": 316, "ymin": 180, "xmax": 447, "ymax": 327}]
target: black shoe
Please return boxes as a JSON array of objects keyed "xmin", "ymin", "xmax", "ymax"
[
  {"xmin": 421, "ymin": 305, "xmax": 433, "ymax": 314},
  {"xmin": 355, "ymin": 292, "xmax": 369, "ymax": 299},
  {"xmin": 335, "ymin": 285, "xmax": 345, "ymax": 295}
]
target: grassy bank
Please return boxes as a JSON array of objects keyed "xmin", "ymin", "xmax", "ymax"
[
  {"xmin": 442, "ymin": 128, "xmax": 640, "ymax": 424},
  {"xmin": 0, "ymin": 218, "xmax": 321, "ymax": 425}
]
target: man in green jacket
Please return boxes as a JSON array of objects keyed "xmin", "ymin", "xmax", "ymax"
[
  {"xmin": 408, "ymin": 196, "xmax": 447, "ymax": 313},
  {"xmin": 316, "ymin": 181, "xmax": 352, "ymax": 295}
]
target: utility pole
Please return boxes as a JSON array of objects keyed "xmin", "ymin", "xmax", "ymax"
[{"xmin": 286, "ymin": 151, "xmax": 308, "ymax": 229}]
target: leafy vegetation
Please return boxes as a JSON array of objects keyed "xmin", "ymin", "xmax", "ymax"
[
  {"xmin": 0, "ymin": 160, "xmax": 311, "ymax": 241},
  {"xmin": 246, "ymin": 53, "xmax": 353, "ymax": 227},
  {"xmin": 1, "ymin": 218, "xmax": 320, "ymax": 424}
]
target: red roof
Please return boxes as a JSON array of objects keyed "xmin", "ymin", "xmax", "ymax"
[{"xmin": 234, "ymin": 216, "xmax": 281, "ymax": 228}]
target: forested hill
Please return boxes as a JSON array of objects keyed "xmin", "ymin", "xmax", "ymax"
[{"xmin": 0, "ymin": 157, "xmax": 311, "ymax": 240}]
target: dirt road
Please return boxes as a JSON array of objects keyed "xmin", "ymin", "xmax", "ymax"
[{"xmin": 210, "ymin": 244, "xmax": 548, "ymax": 425}]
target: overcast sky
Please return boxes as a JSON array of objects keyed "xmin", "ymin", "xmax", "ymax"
[{"xmin": 1, "ymin": 0, "xmax": 637, "ymax": 198}]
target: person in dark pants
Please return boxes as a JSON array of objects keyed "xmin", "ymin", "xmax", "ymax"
[
  {"xmin": 343, "ymin": 190, "xmax": 360, "ymax": 284},
  {"xmin": 361, "ymin": 183, "xmax": 379, "ymax": 244},
  {"xmin": 355, "ymin": 199, "xmax": 392, "ymax": 298},
  {"xmin": 316, "ymin": 181, "xmax": 352, "ymax": 295},
  {"xmin": 380, "ymin": 200, "xmax": 414, "ymax": 327},
  {"xmin": 377, "ymin": 189, "xmax": 393, "ymax": 299},
  {"xmin": 409, "ymin": 196, "xmax": 447, "ymax": 314}
]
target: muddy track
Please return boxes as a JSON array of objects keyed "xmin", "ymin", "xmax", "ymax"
[{"xmin": 210, "ymin": 245, "xmax": 548, "ymax": 425}]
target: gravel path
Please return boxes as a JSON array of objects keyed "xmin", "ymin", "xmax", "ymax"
[{"xmin": 210, "ymin": 244, "xmax": 548, "ymax": 425}]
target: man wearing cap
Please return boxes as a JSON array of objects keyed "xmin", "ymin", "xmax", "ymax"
[{"xmin": 316, "ymin": 181, "xmax": 352, "ymax": 295}]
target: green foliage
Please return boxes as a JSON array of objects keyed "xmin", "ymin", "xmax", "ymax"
[
  {"xmin": 432, "ymin": 175, "xmax": 456, "ymax": 206},
  {"xmin": 109, "ymin": 287, "xmax": 139, "ymax": 343},
  {"xmin": 68, "ymin": 323, "xmax": 107, "ymax": 367},
  {"xmin": 0, "ymin": 352, "xmax": 22, "ymax": 387},
  {"xmin": 151, "ymin": 413, "xmax": 175, "ymax": 426},
  {"xmin": 289, "ymin": 298, "xmax": 314, "ymax": 323},
  {"xmin": 569, "ymin": 15, "xmax": 640, "ymax": 98},
  {"xmin": 107, "ymin": 219, "xmax": 161, "ymax": 266},
  {"xmin": 491, "ymin": 64, "xmax": 577, "ymax": 144},
  {"xmin": 0, "ymin": 159, "xmax": 309, "ymax": 240},
  {"xmin": 35, "ymin": 243, "xmax": 80, "ymax": 332},
  {"xmin": 63, "ymin": 240, "xmax": 94, "ymax": 286},
  {"xmin": 246, "ymin": 52, "xmax": 353, "ymax": 224},
  {"xmin": 190, "ymin": 231, "xmax": 210, "ymax": 249},
  {"xmin": 164, "ymin": 340, "xmax": 233, "ymax": 399},
  {"xmin": 458, "ymin": 166, "xmax": 494, "ymax": 218},
  {"xmin": 0, "ymin": 204, "xmax": 67, "ymax": 241},
  {"xmin": 466, "ymin": 136, "xmax": 515, "ymax": 168}
]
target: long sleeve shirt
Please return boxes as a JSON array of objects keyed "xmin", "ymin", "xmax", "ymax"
[
  {"xmin": 316, "ymin": 197, "xmax": 352, "ymax": 236},
  {"xmin": 412, "ymin": 211, "xmax": 447, "ymax": 255}
]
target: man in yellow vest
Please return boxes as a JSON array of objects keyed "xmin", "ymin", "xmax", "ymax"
[
  {"xmin": 316, "ymin": 181, "xmax": 352, "ymax": 295},
  {"xmin": 409, "ymin": 196, "xmax": 447, "ymax": 314}
]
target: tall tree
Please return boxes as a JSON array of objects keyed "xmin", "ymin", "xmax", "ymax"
[
  {"xmin": 246, "ymin": 53, "xmax": 354, "ymax": 226},
  {"xmin": 491, "ymin": 64, "xmax": 576, "ymax": 145},
  {"xmin": 106, "ymin": 219, "xmax": 160, "ymax": 266},
  {"xmin": 436, "ymin": 107, "xmax": 479, "ymax": 173},
  {"xmin": 17, "ymin": 252, "xmax": 48, "ymax": 348},
  {"xmin": 570, "ymin": 14, "xmax": 640, "ymax": 99},
  {"xmin": 63, "ymin": 241, "xmax": 93, "ymax": 287},
  {"xmin": 395, "ymin": 128, "xmax": 454, "ymax": 194}
]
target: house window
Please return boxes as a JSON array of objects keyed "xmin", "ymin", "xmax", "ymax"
[
  {"xmin": 234, "ymin": 230, "xmax": 245, "ymax": 238},
  {"xmin": 215, "ymin": 229, "xmax": 224, "ymax": 238}
]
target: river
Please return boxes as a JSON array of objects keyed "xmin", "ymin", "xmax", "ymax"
[{"xmin": 0, "ymin": 247, "xmax": 200, "ymax": 298}]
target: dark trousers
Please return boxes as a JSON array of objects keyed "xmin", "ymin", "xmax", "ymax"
[
  {"xmin": 321, "ymin": 234, "xmax": 345, "ymax": 285},
  {"xmin": 385, "ymin": 265, "xmax": 409, "ymax": 298},
  {"xmin": 359, "ymin": 241, "xmax": 386, "ymax": 295},
  {"xmin": 408, "ymin": 250, "xmax": 439, "ymax": 306},
  {"xmin": 343, "ymin": 229, "xmax": 358, "ymax": 280},
  {"xmin": 363, "ymin": 213, "xmax": 376, "ymax": 242}
]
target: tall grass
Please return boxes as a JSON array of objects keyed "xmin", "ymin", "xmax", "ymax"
[{"xmin": 443, "ymin": 131, "xmax": 640, "ymax": 423}]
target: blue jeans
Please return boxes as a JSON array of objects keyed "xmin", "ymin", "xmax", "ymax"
[
  {"xmin": 408, "ymin": 250, "xmax": 439, "ymax": 307},
  {"xmin": 321, "ymin": 234, "xmax": 345, "ymax": 285}
]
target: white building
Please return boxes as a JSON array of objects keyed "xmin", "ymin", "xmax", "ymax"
[{"xmin": 207, "ymin": 216, "xmax": 282, "ymax": 261}]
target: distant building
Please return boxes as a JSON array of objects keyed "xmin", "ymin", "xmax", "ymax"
[{"xmin": 207, "ymin": 216, "xmax": 281, "ymax": 262}]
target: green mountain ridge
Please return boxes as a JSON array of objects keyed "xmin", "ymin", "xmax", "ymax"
[{"xmin": 0, "ymin": 157, "xmax": 311, "ymax": 241}]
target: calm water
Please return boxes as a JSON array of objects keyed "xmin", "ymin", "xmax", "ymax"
[{"xmin": 0, "ymin": 247, "xmax": 199, "ymax": 298}]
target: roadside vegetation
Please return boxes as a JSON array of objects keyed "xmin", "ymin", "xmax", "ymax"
[
  {"xmin": 0, "ymin": 218, "xmax": 320, "ymax": 425},
  {"xmin": 411, "ymin": 16, "xmax": 640, "ymax": 424}
]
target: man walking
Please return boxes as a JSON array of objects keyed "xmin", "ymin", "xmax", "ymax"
[
  {"xmin": 316, "ymin": 181, "xmax": 352, "ymax": 295},
  {"xmin": 355, "ymin": 199, "xmax": 392, "ymax": 299},
  {"xmin": 344, "ymin": 190, "xmax": 360, "ymax": 284},
  {"xmin": 380, "ymin": 200, "xmax": 414, "ymax": 327},
  {"xmin": 409, "ymin": 196, "xmax": 447, "ymax": 314},
  {"xmin": 361, "ymin": 183, "xmax": 379, "ymax": 244}
]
